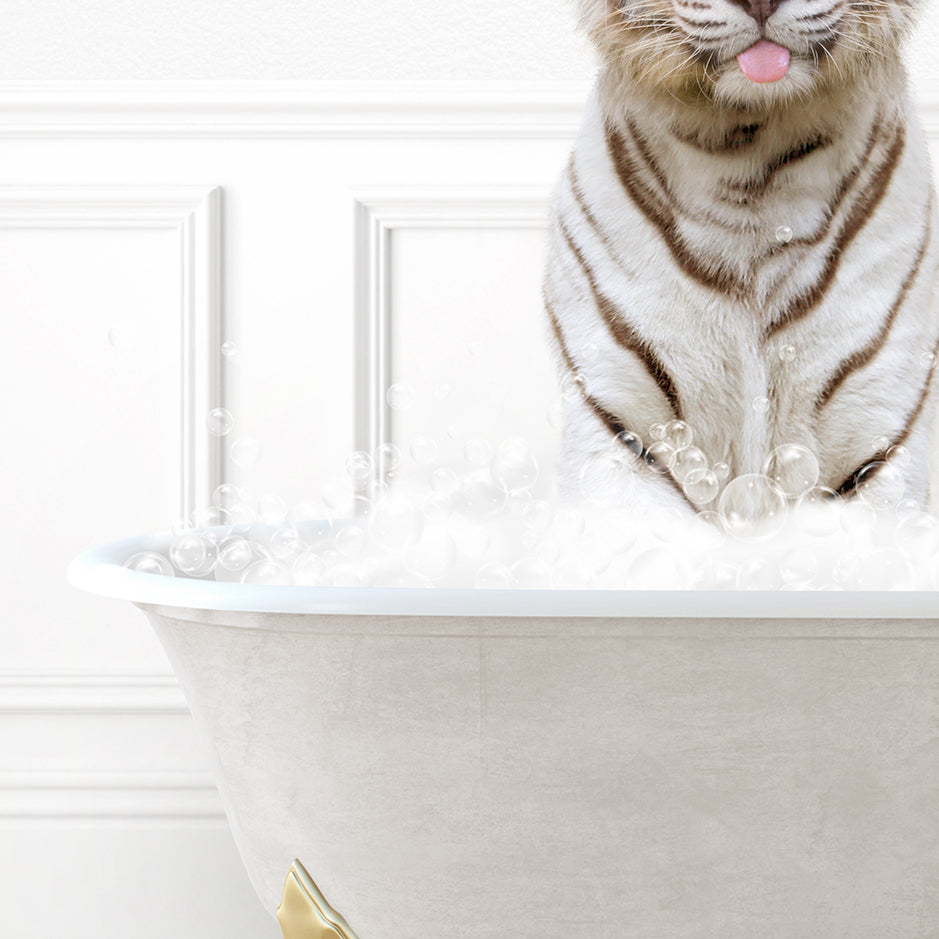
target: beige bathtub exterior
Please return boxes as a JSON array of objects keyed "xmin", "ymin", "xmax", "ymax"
[{"xmin": 141, "ymin": 604, "xmax": 939, "ymax": 938}]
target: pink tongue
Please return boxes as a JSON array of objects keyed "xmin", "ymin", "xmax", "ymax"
[{"xmin": 737, "ymin": 40, "xmax": 790, "ymax": 83}]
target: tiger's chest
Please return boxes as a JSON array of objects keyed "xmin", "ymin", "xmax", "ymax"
[{"xmin": 550, "ymin": 93, "xmax": 938, "ymax": 499}]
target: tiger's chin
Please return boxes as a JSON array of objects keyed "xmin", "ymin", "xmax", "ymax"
[{"xmin": 709, "ymin": 55, "xmax": 824, "ymax": 110}]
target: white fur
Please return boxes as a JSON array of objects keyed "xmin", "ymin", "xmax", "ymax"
[{"xmin": 546, "ymin": 0, "xmax": 939, "ymax": 513}]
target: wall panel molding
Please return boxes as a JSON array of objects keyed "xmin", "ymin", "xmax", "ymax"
[
  {"xmin": 352, "ymin": 187, "xmax": 550, "ymax": 476},
  {"xmin": 0, "ymin": 772, "xmax": 223, "ymax": 823},
  {"xmin": 0, "ymin": 185, "xmax": 224, "ymax": 517},
  {"xmin": 0, "ymin": 81, "xmax": 590, "ymax": 139},
  {"xmin": 0, "ymin": 672, "xmax": 223, "ymax": 823},
  {"xmin": 0, "ymin": 672, "xmax": 186, "ymax": 715}
]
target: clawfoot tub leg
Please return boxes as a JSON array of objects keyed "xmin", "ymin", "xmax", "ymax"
[{"xmin": 276, "ymin": 860, "xmax": 360, "ymax": 939}]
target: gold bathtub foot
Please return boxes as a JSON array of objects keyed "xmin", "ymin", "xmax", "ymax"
[{"xmin": 277, "ymin": 859, "xmax": 360, "ymax": 939}]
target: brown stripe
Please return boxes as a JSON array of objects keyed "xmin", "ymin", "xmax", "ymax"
[
  {"xmin": 816, "ymin": 210, "xmax": 932, "ymax": 412},
  {"xmin": 722, "ymin": 133, "xmax": 832, "ymax": 201},
  {"xmin": 544, "ymin": 296, "xmax": 697, "ymax": 509},
  {"xmin": 557, "ymin": 215, "xmax": 684, "ymax": 421},
  {"xmin": 674, "ymin": 13, "xmax": 733, "ymax": 29},
  {"xmin": 672, "ymin": 122, "xmax": 762, "ymax": 154},
  {"xmin": 765, "ymin": 122, "xmax": 905, "ymax": 340},
  {"xmin": 766, "ymin": 114, "xmax": 884, "ymax": 262},
  {"xmin": 606, "ymin": 121, "xmax": 744, "ymax": 296},
  {"xmin": 834, "ymin": 324, "xmax": 939, "ymax": 498},
  {"xmin": 566, "ymin": 157, "xmax": 623, "ymax": 265},
  {"xmin": 625, "ymin": 118, "xmax": 749, "ymax": 235}
]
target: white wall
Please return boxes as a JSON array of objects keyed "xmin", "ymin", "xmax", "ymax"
[{"xmin": 2, "ymin": 3, "xmax": 939, "ymax": 938}]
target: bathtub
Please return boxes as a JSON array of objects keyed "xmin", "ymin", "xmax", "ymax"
[{"xmin": 69, "ymin": 532, "xmax": 939, "ymax": 938}]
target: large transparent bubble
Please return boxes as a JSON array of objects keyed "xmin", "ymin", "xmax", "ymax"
[{"xmin": 718, "ymin": 474, "xmax": 787, "ymax": 541}]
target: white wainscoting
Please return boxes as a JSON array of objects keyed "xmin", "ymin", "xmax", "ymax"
[
  {"xmin": 1, "ymin": 81, "xmax": 937, "ymax": 938},
  {"xmin": 0, "ymin": 82, "xmax": 583, "ymax": 939}
]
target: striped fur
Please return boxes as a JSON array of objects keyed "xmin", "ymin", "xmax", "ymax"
[{"xmin": 545, "ymin": 0, "xmax": 939, "ymax": 512}]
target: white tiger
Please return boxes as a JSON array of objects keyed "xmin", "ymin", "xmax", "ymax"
[{"xmin": 545, "ymin": 0, "xmax": 939, "ymax": 515}]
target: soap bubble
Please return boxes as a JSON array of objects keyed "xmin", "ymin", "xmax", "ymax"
[
  {"xmin": 491, "ymin": 438, "xmax": 539, "ymax": 490},
  {"xmin": 713, "ymin": 461, "xmax": 730, "ymax": 481},
  {"xmin": 614, "ymin": 430, "xmax": 643, "ymax": 455},
  {"xmin": 409, "ymin": 436, "xmax": 438, "ymax": 465},
  {"xmin": 231, "ymin": 437, "xmax": 262, "ymax": 467},
  {"xmin": 561, "ymin": 371, "xmax": 588, "ymax": 401},
  {"xmin": 857, "ymin": 550, "xmax": 914, "ymax": 590},
  {"xmin": 871, "ymin": 434, "xmax": 891, "ymax": 452},
  {"xmin": 673, "ymin": 446, "xmax": 707, "ymax": 483},
  {"xmin": 775, "ymin": 225, "xmax": 794, "ymax": 244},
  {"xmin": 795, "ymin": 486, "xmax": 841, "ymax": 536},
  {"xmin": 840, "ymin": 501, "xmax": 877, "ymax": 537},
  {"xmin": 895, "ymin": 513, "xmax": 939, "ymax": 557},
  {"xmin": 331, "ymin": 564, "xmax": 370, "ymax": 588},
  {"xmin": 553, "ymin": 506, "xmax": 586, "ymax": 542},
  {"xmin": 475, "ymin": 562, "xmax": 513, "ymax": 589},
  {"xmin": 369, "ymin": 497, "xmax": 423, "ymax": 551},
  {"xmin": 459, "ymin": 522, "xmax": 491, "ymax": 560},
  {"xmin": 718, "ymin": 474, "xmax": 786, "ymax": 541},
  {"xmin": 511, "ymin": 558, "xmax": 552, "ymax": 588},
  {"xmin": 431, "ymin": 467, "xmax": 460, "ymax": 497},
  {"xmin": 375, "ymin": 443, "xmax": 402, "ymax": 475},
  {"xmin": 553, "ymin": 559, "xmax": 595, "ymax": 588},
  {"xmin": 752, "ymin": 396, "xmax": 770, "ymax": 415},
  {"xmin": 762, "ymin": 444, "xmax": 820, "ymax": 498},
  {"xmin": 522, "ymin": 499, "xmax": 554, "ymax": 535},
  {"xmin": 335, "ymin": 524, "xmax": 367, "ymax": 558},
  {"xmin": 422, "ymin": 490, "xmax": 453, "ymax": 522},
  {"xmin": 646, "ymin": 441, "xmax": 676, "ymax": 473},
  {"xmin": 683, "ymin": 468, "xmax": 719, "ymax": 506},
  {"xmin": 206, "ymin": 408, "xmax": 234, "ymax": 436},
  {"xmin": 386, "ymin": 383, "xmax": 415, "ymax": 410},
  {"xmin": 780, "ymin": 548, "xmax": 818, "ymax": 586},
  {"xmin": 257, "ymin": 493, "xmax": 288, "ymax": 526},
  {"xmin": 886, "ymin": 445, "xmax": 911, "ymax": 469},
  {"xmin": 217, "ymin": 537, "xmax": 253, "ymax": 572},
  {"xmin": 854, "ymin": 461, "xmax": 905, "ymax": 510},
  {"xmin": 221, "ymin": 341, "xmax": 241, "ymax": 363},
  {"xmin": 663, "ymin": 420, "xmax": 693, "ymax": 450},
  {"xmin": 270, "ymin": 526, "xmax": 303, "ymax": 561},
  {"xmin": 649, "ymin": 423, "xmax": 666, "ymax": 441},
  {"xmin": 778, "ymin": 344, "xmax": 797, "ymax": 363},
  {"xmin": 213, "ymin": 483, "xmax": 248, "ymax": 510},
  {"xmin": 408, "ymin": 527, "xmax": 457, "ymax": 579},
  {"xmin": 344, "ymin": 450, "xmax": 373, "ymax": 488},
  {"xmin": 124, "ymin": 552, "xmax": 175, "ymax": 577},
  {"xmin": 292, "ymin": 551, "xmax": 326, "ymax": 586},
  {"xmin": 464, "ymin": 438, "xmax": 492, "ymax": 467},
  {"xmin": 171, "ymin": 516, "xmax": 196, "ymax": 536},
  {"xmin": 920, "ymin": 352, "xmax": 936, "ymax": 371},
  {"xmin": 580, "ymin": 342, "xmax": 600, "ymax": 362},
  {"xmin": 459, "ymin": 474, "xmax": 508, "ymax": 518},
  {"xmin": 738, "ymin": 557, "xmax": 781, "ymax": 590},
  {"xmin": 241, "ymin": 560, "xmax": 291, "ymax": 586},
  {"xmin": 578, "ymin": 452, "xmax": 629, "ymax": 507},
  {"xmin": 190, "ymin": 506, "xmax": 233, "ymax": 539},
  {"xmin": 169, "ymin": 532, "xmax": 217, "ymax": 576}
]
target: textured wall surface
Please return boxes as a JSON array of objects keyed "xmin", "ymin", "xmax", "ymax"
[{"xmin": 3, "ymin": 0, "xmax": 595, "ymax": 81}]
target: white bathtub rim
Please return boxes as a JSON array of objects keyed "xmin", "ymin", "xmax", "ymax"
[{"xmin": 67, "ymin": 531, "xmax": 939, "ymax": 619}]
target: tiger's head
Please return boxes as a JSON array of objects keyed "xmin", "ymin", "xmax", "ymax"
[{"xmin": 580, "ymin": 0, "xmax": 919, "ymax": 109}]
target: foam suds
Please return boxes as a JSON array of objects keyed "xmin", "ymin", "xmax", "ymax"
[{"xmin": 124, "ymin": 429, "xmax": 939, "ymax": 591}]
